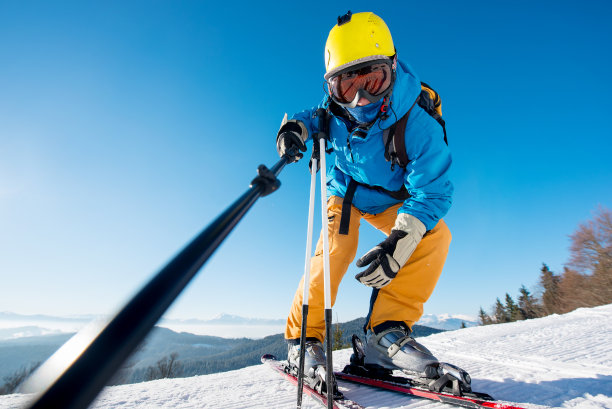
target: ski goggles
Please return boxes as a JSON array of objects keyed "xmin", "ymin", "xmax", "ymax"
[{"xmin": 327, "ymin": 60, "xmax": 393, "ymax": 108}]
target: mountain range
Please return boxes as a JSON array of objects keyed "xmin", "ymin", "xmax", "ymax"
[
  {"xmin": 0, "ymin": 316, "xmax": 442, "ymax": 384},
  {"xmin": 0, "ymin": 311, "xmax": 474, "ymax": 339},
  {"xmin": 416, "ymin": 313, "xmax": 478, "ymax": 330},
  {"xmin": 3, "ymin": 304, "xmax": 611, "ymax": 408}
]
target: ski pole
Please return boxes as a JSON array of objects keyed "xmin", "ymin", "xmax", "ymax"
[
  {"xmin": 312, "ymin": 108, "xmax": 334, "ymax": 409},
  {"xmin": 296, "ymin": 157, "xmax": 318, "ymax": 409},
  {"xmin": 320, "ymin": 134, "xmax": 333, "ymax": 409}
]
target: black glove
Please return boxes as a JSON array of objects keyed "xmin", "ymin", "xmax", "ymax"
[{"xmin": 276, "ymin": 114, "xmax": 308, "ymax": 163}]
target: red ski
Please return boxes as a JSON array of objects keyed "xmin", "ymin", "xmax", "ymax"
[{"xmin": 335, "ymin": 370, "xmax": 528, "ymax": 409}]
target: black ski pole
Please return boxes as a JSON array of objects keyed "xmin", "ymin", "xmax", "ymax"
[{"xmin": 22, "ymin": 151, "xmax": 296, "ymax": 409}]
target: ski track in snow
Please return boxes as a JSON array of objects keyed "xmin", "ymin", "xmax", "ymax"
[{"xmin": 2, "ymin": 305, "xmax": 611, "ymax": 409}]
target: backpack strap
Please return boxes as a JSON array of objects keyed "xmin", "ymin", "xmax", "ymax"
[
  {"xmin": 383, "ymin": 100, "xmax": 417, "ymax": 170},
  {"xmin": 383, "ymin": 83, "xmax": 448, "ymax": 170}
]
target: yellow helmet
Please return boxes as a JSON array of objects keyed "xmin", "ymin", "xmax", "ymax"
[{"xmin": 324, "ymin": 11, "xmax": 395, "ymax": 80}]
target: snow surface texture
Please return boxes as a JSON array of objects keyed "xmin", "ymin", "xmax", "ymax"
[{"xmin": 2, "ymin": 305, "xmax": 611, "ymax": 409}]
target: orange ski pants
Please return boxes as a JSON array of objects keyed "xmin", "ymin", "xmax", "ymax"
[{"xmin": 285, "ymin": 196, "xmax": 451, "ymax": 342}]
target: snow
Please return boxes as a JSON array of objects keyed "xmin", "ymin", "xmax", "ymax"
[{"xmin": 2, "ymin": 305, "xmax": 611, "ymax": 409}]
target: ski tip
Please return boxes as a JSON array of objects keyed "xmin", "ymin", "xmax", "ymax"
[{"xmin": 261, "ymin": 354, "xmax": 277, "ymax": 363}]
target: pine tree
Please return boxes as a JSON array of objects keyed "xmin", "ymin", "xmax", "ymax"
[
  {"xmin": 518, "ymin": 285, "xmax": 541, "ymax": 319},
  {"xmin": 540, "ymin": 263, "xmax": 562, "ymax": 315},
  {"xmin": 478, "ymin": 307, "xmax": 492, "ymax": 325},
  {"xmin": 332, "ymin": 322, "xmax": 345, "ymax": 350},
  {"xmin": 505, "ymin": 293, "xmax": 524, "ymax": 321},
  {"xmin": 494, "ymin": 298, "xmax": 508, "ymax": 323}
]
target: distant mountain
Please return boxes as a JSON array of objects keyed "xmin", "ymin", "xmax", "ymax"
[
  {"xmin": 0, "ymin": 326, "xmax": 63, "ymax": 340},
  {"xmin": 0, "ymin": 312, "xmax": 97, "ymax": 341},
  {"xmin": 161, "ymin": 313, "xmax": 285, "ymax": 326},
  {"xmin": 3, "ymin": 311, "xmax": 474, "ymax": 330},
  {"xmin": 416, "ymin": 313, "xmax": 478, "ymax": 330},
  {"xmin": 0, "ymin": 312, "xmax": 286, "ymax": 340},
  {"xmin": 0, "ymin": 318, "xmax": 443, "ymax": 385},
  {"xmin": 333, "ymin": 317, "xmax": 444, "ymax": 347},
  {"xmin": 0, "ymin": 332, "xmax": 73, "ymax": 380},
  {"xmin": 1, "ymin": 311, "xmax": 284, "ymax": 327},
  {"xmin": 0, "ymin": 312, "xmax": 96, "ymax": 323}
]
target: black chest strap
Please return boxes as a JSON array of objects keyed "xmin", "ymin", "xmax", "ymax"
[
  {"xmin": 339, "ymin": 179, "xmax": 359, "ymax": 235},
  {"xmin": 338, "ymin": 179, "xmax": 411, "ymax": 235}
]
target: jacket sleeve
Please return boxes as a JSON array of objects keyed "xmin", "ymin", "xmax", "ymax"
[
  {"xmin": 399, "ymin": 109, "xmax": 453, "ymax": 231},
  {"xmin": 288, "ymin": 97, "xmax": 329, "ymax": 144},
  {"xmin": 288, "ymin": 109, "xmax": 315, "ymax": 142}
]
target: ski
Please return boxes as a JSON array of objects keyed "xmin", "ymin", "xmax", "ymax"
[
  {"xmin": 335, "ymin": 368, "xmax": 527, "ymax": 409},
  {"xmin": 261, "ymin": 354, "xmax": 365, "ymax": 409}
]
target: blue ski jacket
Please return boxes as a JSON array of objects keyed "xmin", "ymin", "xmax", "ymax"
[{"xmin": 290, "ymin": 59, "xmax": 453, "ymax": 231}]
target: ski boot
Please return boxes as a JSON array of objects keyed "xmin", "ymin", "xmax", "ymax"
[
  {"xmin": 363, "ymin": 325, "xmax": 440, "ymax": 378},
  {"xmin": 287, "ymin": 340, "xmax": 342, "ymax": 398},
  {"xmin": 345, "ymin": 325, "xmax": 473, "ymax": 397}
]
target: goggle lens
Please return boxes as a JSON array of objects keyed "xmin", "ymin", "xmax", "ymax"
[{"xmin": 328, "ymin": 63, "xmax": 392, "ymax": 104}]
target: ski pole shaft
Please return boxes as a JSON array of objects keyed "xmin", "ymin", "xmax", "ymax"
[
  {"xmin": 318, "ymin": 135, "xmax": 334, "ymax": 409},
  {"xmin": 312, "ymin": 107, "xmax": 334, "ymax": 409},
  {"xmin": 23, "ymin": 154, "xmax": 292, "ymax": 409},
  {"xmin": 297, "ymin": 159, "xmax": 318, "ymax": 408},
  {"xmin": 318, "ymin": 137, "xmax": 331, "ymax": 310}
]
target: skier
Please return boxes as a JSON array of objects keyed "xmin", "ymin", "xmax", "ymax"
[{"xmin": 276, "ymin": 11, "xmax": 454, "ymax": 390}]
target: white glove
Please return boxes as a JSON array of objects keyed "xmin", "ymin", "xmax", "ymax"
[{"xmin": 355, "ymin": 213, "xmax": 426, "ymax": 288}]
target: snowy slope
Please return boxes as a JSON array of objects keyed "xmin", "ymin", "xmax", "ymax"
[{"xmin": 2, "ymin": 305, "xmax": 611, "ymax": 409}]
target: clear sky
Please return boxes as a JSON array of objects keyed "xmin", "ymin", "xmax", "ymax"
[{"xmin": 1, "ymin": 1, "xmax": 611, "ymax": 325}]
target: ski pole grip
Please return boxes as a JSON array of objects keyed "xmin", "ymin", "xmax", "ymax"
[{"xmin": 314, "ymin": 108, "xmax": 328, "ymax": 141}]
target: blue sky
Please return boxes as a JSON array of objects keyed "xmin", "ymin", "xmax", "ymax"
[{"xmin": 1, "ymin": 1, "xmax": 611, "ymax": 324}]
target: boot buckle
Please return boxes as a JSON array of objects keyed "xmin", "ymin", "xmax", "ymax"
[{"xmin": 387, "ymin": 335, "xmax": 412, "ymax": 357}]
